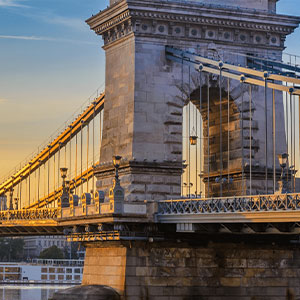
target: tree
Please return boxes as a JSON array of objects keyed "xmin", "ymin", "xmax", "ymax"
[
  {"xmin": 0, "ymin": 238, "xmax": 24, "ymax": 261},
  {"xmin": 39, "ymin": 245, "xmax": 64, "ymax": 259},
  {"xmin": 9, "ymin": 238, "xmax": 24, "ymax": 261}
]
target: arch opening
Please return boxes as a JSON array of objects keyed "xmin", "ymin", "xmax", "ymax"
[{"xmin": 182, "ymin": 75, "xmax": 246, "ymax": 198}]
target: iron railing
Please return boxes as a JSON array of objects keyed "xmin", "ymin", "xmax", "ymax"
[
  {"xmin": 157, "ymin": 194, "xmax": 300, "ymax": 215},
  {"xmin": 0, "ymin": 208, "xmax": 59, "ymax": 221}
]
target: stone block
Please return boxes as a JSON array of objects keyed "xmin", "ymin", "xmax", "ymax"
[
  {"xmin": 135, "ymin": 267, "xmax": 149, "ymax": 277},
  {"xmin": 241, "ymin": 277, "xmax": 289, "ymax": 287},
  {"xmin": 195, "ymin": 249, "xmax": 214, "ymax": 258},
  {"xmin": 196, "ymin": 258, "xmax": 218, "ymax": 268},
  {"xmin": 170, "ymin": 186, "xmax": 181, "ymax": 195},
  {"xmin": 220, "ymin": 277, "xmax": 241, "ymax": 287},
  {"xmin": 223, "ymin": 268, "xmax": 245, "ymax": 278},
  {"xmin": 125, "ymin": 267, "xmax": 136, "ymax": 277},
  {"xmin": 225, "ymin": 258, "xmax": 247, "ymax": 268},
  {"xmin": 95, "ymin": 256, "xmax": 126, "ymax": 267},
  {"xmin": 244, "ymin": 268, "xmax": 266, "ymax": 278},
  {"xmin": 96, "ymin": 266, "xmax": 126, "ymax": 276},
  {"xmin": 127, "ymin": 256, "xmax": 138, "ymax": 267},
  {"xmin": 144, "ymin": 276, "xmax": 169, "ymax": 287},
  {"xmin": 146, "ymin": 184, "xmax": 171, "ymax": 194},
  {"xmin": 123, "ymin": 286, "xmax": 141, "ymax": 297},
  {"xmin": 247, "ymin": 259, "xmax": 273, "ymax": 269}
]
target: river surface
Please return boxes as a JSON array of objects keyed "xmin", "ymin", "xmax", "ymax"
[{"xmin": 0, "ymin": 284, "xmax": 73, "ymax": 300}]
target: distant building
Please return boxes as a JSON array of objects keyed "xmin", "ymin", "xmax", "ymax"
[{"xmin": 23, "ymin": 236, "xmax": 69, "ymax": 258}]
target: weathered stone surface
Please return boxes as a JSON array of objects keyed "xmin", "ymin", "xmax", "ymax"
[
  {"xmin": 50, "ymin": 285, "xmax": 120, "ymax": 300},
  {"xmin": 81, "ymin": 240, "xmax": 300, "ymax": 299}
]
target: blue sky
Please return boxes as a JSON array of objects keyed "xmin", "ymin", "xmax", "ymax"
[
  {"xmin": 0, "ymin": 0, "xmax": 110, "ymax": 176},
  {"xmin": 0, "ymin": 0, "xmax": 299, "ymax": 177}
]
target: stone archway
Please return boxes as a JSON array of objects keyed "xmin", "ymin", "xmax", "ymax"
[
  {"xmin": 181, "ymin": 73, "xmax": 249, "ymax": 198},
  {"xmin": 88, "ymin": 0, "xmax": 291, "ymax": 201}
]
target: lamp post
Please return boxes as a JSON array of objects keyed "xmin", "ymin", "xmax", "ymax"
[
  {"xmin": 60, "ymin": 168, "xmax": 70, "ymax": 207},
  {"xmin": 109, "ymin": 156, "xmax": 125, "ymax": 214},
  {"xmin": 14, "ymin": 198, "xmax": 18, "ymax": 210},
  {"xmin": 65, "ymin": 180, "xmax": 70, "ymax": 193},
  {"xmin": 60, "ymin": 168, "xmax": 68, "ymax": 186},
  {"xmin": 278, "ymin": 153, "xmax": 289, "ymax": 194},
  {"xmin": 112, "ymin": 155, "xmax": 122, "ymax": 182}
]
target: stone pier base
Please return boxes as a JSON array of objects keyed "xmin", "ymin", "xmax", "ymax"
[
  {"xmin": 81, "ymin": 238, "xmax": 300, "ymax": 299},
  {"xmin": 51, "ymin": 285, "xmax": 120, "ymax": 300}
]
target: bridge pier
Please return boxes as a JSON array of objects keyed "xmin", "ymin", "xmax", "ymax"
[{"xmin": 79, "ymin": 236, "xmax": 300, "ymax": 299}]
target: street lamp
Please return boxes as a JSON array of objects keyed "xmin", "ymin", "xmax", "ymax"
[
  {"xmin": 60, "ymin": 168, "xmax": 68, "ymax": 182},
  {"xmin": 60, "ymin": 168, "xmax": 69, "ymax": 208},
  {"xmin": 278, "ymin": 153, "xmax": 289, "ymax": 193},
  {"xmin": 113, "ymin": 155, "xmax": 122, "ymax": 181},
  {"xmin": 278, "ymin": 153, "xmax": 288, "ymax": 169},
  {"xmin": 189, "ymin": 136, "xmax": 198, "ymax": 146}
]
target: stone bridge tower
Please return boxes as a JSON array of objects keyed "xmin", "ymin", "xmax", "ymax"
[{"xmin": 87, "ymin": 0, "xmax": 299, "ymax": 199}]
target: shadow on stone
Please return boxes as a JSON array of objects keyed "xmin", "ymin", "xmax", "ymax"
[{"xmin": 50, "ymin": 285, "xmax": 120, "ymax": 300}]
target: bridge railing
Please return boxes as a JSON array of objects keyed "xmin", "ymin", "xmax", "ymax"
[
  {"xmin": 157, "ymin": 193, "xmax": 300, "ymax": 215},
  {"xmin": 0, "ymin": 208, "xmax": 59, "ymax": 221}
]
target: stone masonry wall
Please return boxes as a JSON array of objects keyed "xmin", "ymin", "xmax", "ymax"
[
  {"xmin": 82, "ymin": 240, "xmax": 300, "ymax": 300},
  {"xmin": 100, "ymin": 35, "xmax": 135, "ymax": 163},
  {"xmin": 82, "ymin": 245, "xmax": 127, "ymax": 294}
]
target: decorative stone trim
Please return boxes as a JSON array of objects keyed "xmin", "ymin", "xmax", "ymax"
[
  {"xmin": 129, "ymin": 10, "xmax": 295, "ymax": 34},
  {"xmin": 94, "ymin": 11, "xmax": 131, "ymax": 34},
  {"xmin": 87, "ymin": 1, "xmax": 299, "ymax": 49}
]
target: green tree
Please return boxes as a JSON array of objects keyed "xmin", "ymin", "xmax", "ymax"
[{"xmin": 39, "ymin": 245, "xmax": 64, "ymax": 259}]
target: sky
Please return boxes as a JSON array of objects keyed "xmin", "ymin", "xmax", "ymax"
[
  {"xmin": 0, "ymin": 0, "xmax": 110, "ymax": 179},
  {"xmin": 0, "ymin": 0, "xmax": 300, "ymax": 180}
]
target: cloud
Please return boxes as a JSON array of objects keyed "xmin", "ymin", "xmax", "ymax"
[
  {"xmin": 1, "ymin": 1, "xmax": 87, "ymax": 32},
  {"xmin": 43, "ymin": 15, "xmax": 85, "ymax": 31},
  {"xmin": 0, "ymin": 35, "xmax": 98, "ymax": 45},
  {"xmin": 0, "ymin": 35, "xmax": 46, "ymax": 41},
  {"xmin": 0, "ymin": 0, "xmax": 28, "ymax": 8}
]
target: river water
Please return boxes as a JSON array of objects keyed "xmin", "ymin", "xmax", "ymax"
[{"xmin": 0, "ymin": 285, "xmax": 73, "ymax": 300}]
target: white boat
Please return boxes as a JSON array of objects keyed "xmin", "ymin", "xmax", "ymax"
[{"xmin": 0, "ymin": 259, "xmax": 83, "ymax": 284}]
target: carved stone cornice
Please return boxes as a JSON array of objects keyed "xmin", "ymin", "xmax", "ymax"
[
  {"xmin": 86, "ymin": 0, "xmax": 300, "ymax": 49},
  {"xmin": 129, "ymin": 10, "xmax": 296, "ymax": 34},
  {"xmin": 94, "ymin": 11, "xmax": 131, "ymax": 35}
]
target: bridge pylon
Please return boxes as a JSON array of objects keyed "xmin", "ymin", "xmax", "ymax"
[{"xmin": 87, "ymin": 0, "xmax": 299, "ymax": 198}]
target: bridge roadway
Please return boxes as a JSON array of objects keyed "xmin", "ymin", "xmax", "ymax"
[{"xmin": 1, "ymin": 193, "xmax": 300, "ymax": 238}]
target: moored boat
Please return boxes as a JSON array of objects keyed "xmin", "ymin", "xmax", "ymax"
[{"xmin": 0, "ymin": 259, "xmax": 83, "ymax": 284}]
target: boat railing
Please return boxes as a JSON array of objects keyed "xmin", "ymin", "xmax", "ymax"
[{"xmin": 30, "ymin": 259, "xmax": 84, "ymax": 267}]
